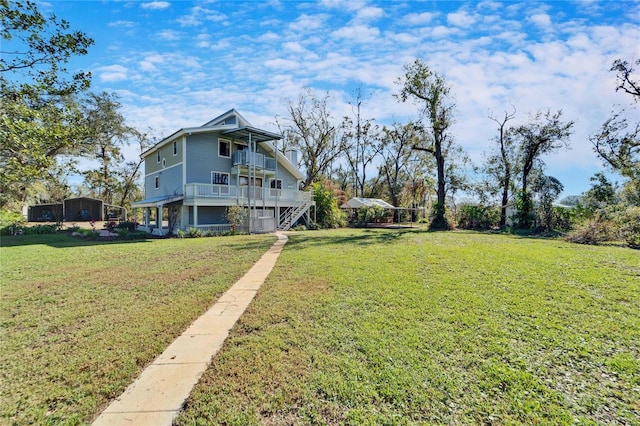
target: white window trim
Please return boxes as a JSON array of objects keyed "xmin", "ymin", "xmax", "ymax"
[
  {"xmin": 211, "ymin": 171, "xmax": 230, "ymax": 186},
  {"xmin": 173, "ymin": 141, "xmax": 178, "ymax": 156},
  {"xmin": 218, "ymin": 138, "xmax": 231, "ymax": 158},
  {"xmin": 156, "ymin": 150, "xmax": 161, "ymax": 163},
  {"xmin": 270, "ymin": 178, "xmax": 282, "ymax": 189},
  {"xmin": 154, "ymin": 176, "xmax": 159, "ymax": 189}
]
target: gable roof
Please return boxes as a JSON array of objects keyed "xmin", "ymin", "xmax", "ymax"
[
  {"xmin": 140, "ymin": 108, "xmax": 304, "ymax": 180},
  {"xmin": 201, "ymin": 108, "xmax": 252, "ymax": 128}
]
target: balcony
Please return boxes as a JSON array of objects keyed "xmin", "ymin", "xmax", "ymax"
[
  {"xmin": 232, "ymin": 151, "xmax": 276, "ymax": 171},
  {"xmin": 184, "ymin": 183, "xmax": 312, "ymax": 205}
]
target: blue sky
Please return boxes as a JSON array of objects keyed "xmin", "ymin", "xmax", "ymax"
[{"xmin": 40, "ymin": 0, "xmax": 640, "ymax": 198}]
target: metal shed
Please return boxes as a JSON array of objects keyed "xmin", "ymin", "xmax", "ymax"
[
  {"xmin": 63, "ymin": 197, "xmax": 104, "ymax": 222},
  {"xmin": 28, "ymin": 203, "xmax": 63, "ymax": 222}
]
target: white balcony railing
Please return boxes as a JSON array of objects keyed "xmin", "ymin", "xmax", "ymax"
[
  {"xmin": 185, "ymin": 183, "xmax": 312, "ymax": 204},
  {"xmin": 232, "ymin": 151, "xmax": 276, "ymax": 171}
]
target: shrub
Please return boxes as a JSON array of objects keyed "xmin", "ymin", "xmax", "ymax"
[
  {"xmin": 616, "ymin": 207, "xmax": 640, "ymax": 249},
  {"xmin": 177, "ymin": 227, "xmax": 204, "ymax": 238},
  {"xmin": 22, "ymin": 225, "xmax": 57, "ymax": 235},
  {"xmin": 456, "ymin": 205, "xmax": 499, "ymax": 230},
  {"xmin": 116, "ymin": 221, "xmax": 137, "ymax": 231},
  {"xmin": 225, "ymin": 205, "xmax": 246, "ymax": 232},
  {"xmin": 311, "ymin": 181, "xmax": 348, "ymax": 229},
  {"xmin": 0, "ymin": 209, "xmax": 26, "ymax": 235},
  {"xmin": 565, "ymin": 209, "xmax": 618, "ymax": 245},
  {"xmin": 356, "ymin": 205, "xmax": 386, "ymax": 226},
  {"xmin": 72, "ymin": 229, "xmax": 99, "ymax": 240}
]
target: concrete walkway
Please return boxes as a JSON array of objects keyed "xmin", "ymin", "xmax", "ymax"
[{"xmin": 92, "ymin": 233, "xmax": 289, "ymax": 426}]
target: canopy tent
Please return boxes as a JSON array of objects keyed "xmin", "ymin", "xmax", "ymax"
[{"xmin": 340, "ymin": 197, "xmax": 396, "ymax": 210}]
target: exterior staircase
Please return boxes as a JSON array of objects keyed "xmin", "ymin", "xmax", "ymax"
[{"xmin": 278, "ymin": 199, "xmax": 314, "ymax": 231}]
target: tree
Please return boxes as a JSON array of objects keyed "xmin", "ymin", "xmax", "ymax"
[
  {"xmin": 281, "ymin": 90, "xmax": 347, "ymax": 188},
  {"xmin": 0, "ymin": 0, "xmax": 93, "ymax": 208},
  {"xmin": 512, "ymin": 110, "xmax": 574, "ymax": 228},
  {"xmin": 590, "ymin": 59, "xmax": 639, "ymax": 185},
  {"xmin": 310, "ymin": 180, "xmax": 347, "ymax": 229},
  {"xmin": 80, "ymin": 92, "xmax": 134, "ymax": 206},
  {"xmin": 533, "ymin": 174, "xmax": 563, "ymax": 232},
  {"xmin": 1, "ymin": 0, "xmax": 93, "ymax": 96},
  {"xmin": 611, "ymin": 59, "xmax": 640, "ymax": 99},
  {"xmin": 114, "ymin": 129, "xmax": 153, "ymax": 212},
  {"xmin": 396, "ymin": 59, "xmax": 456, "ymax": 230},
  {"xmin": 485, "ymin": 107, "xmax": 517, "ymax": 227},
  {"xmin": 378, "ymin": 122, "xmax": 421, "ymax": 210},
  {"xmin": 343, "ymin": 88, "xmax": 382, "ymax": 198},
  {"xmin": 0, "ymin": 94, "xmax": 87, "ymax": 206},
  {"xmin": 583, "ymin": 172, "xmax": 618, "ymax": 210}
]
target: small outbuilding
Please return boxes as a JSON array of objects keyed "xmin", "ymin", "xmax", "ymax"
[
  {"xmin": 28, "ymin": 197, "xmax": 109, "ymax": 222},
  {"xmin": 28, "ymin": 203, "xmax": 63, "ymax": 222},
  {"xmin": 63, "ymin": 197, "xmax": 104, "ymax": 222}
]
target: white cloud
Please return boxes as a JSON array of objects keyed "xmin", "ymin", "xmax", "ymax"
[
  {"xmin": 108, "ymin": 20, "xmax": 136, "ymax": 28},
  {"xmin": 405, "ymin": 12, "xmax": 436, "ymax": 25},
  {"xmin": 141, "ymin": 1, "xmax": 170, "ymax": 10},
  {"xmin": 447, "ymin": 11, "xmax": 476, "ymax": 28},
  {"xmin": 176, "ymin": 6, "xmax": 226, "ymax": 27},
  {"xmin": 156, "ymin": 30, "xmax": 181, "ymax": 41},
  {"xmin": 289, "ymin": 13, "xmax": 327, "ymax": 32},
  {"xmin": 528, "ymin": 13, "xmax": 552, "ymax": 29},
  {"xmin": 97, "ymin": 65, "xmax": 128, "ymax": 82},
  {"xmin": 331, "ymin": 25, "xmax": 380, "ymax": 43},
  {"xmin": 353, "ymin": 6, "xmax": 384, "ymax": 22}
]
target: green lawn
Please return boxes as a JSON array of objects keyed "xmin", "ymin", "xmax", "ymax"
[
  {"xmin": 176, "ymin": 229, "xmax": 640, "ymax": 425},
  {"xmin": 0, "ymin": 233, "xmax": 276, "ymax": 425}
]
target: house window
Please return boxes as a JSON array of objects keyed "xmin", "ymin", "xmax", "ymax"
[
  {"xmin": 155, "ymin": 176, "xmax": 159, "ymax": 189},
  {"xmin": 218, "ymin": 138, "xmax": 231, "ymax": 158},
  {"xmin": 156, "ymin": 150, "xmax": 160, "ymax": 163},
  {"xmin": 173, "ymin": 141, "xmax": 177, "ymax": 156},
  {"xmin": 162, "ymin": 158, "xmax": 166, "ymax": 168},
  {"xmin": 270, "ymin": 179, "xmax": 282, "ymax": 189},
  {"xmin": 239, "ymin": 176, "xmax": 262, "ymax": 187},
  {"xmin": 211, "ymin": 171, "xmax": 229, "ymax": 185}
]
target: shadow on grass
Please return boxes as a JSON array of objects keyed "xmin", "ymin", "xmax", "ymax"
[
  {"xmin": 0, "ymin": 233, "xmax": 153, "ymax": 248},
  {"xmin": 284, "ymin": 227, "xmax": 423, "ymax": 249}
]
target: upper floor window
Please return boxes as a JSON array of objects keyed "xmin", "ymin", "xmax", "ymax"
[
  {"xmin": 270, "ymin": 179, "xmax": 282, "ymax": 189},
  {"xmin": 219, "ymin": 138, "xmax": 231, "ymax": 158},
  {"xmin": 154, "ymin": 176, "xmax": 159, "ymax": 189},
  {"xmin": 211, "ymin": 171, "xmax": 229, "ymax": 185},
  {"xmin": 156, "ymin": 150, "xmax": 161, "ymax": 163},
  {"xmin": 173, "ymin": 141, "xmax": 177, "ymax": 156}
]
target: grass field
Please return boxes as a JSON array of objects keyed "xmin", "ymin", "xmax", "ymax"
[
  {"xmin": 0, "ymin": 233, "xmax": 276, "ymax": 425},
  {"xmin": 175, "ymin": 229, "xmax": 640, "ymax": 425}
]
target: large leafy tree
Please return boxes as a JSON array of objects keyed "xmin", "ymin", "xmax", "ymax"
[
  {"xmin": 80, "ymin": 92, "xmax": 134, "ymax": 206},
  {"xmin": 396, "ymin": 59, "xmax": 457, "ymax": 229},
  {"xmin": 0, "ymin": 0, "xmax": 93, "ymax": 208},
  {"xmin": 512, "ymin": 110, "xmax": 574, "ymax": 228}
]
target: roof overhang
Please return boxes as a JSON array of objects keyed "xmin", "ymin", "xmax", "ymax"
[
  {"xmin": 131, "ymin": 194, "xmax": 184, "ymax": 208},
  {"xmin": 222, "ymin": 126, "xmax": 282, "ymax": 143}
]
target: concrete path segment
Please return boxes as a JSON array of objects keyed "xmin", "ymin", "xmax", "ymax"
[{"xmin": 92, "ymin": 232, "xmax": 289, "ymax": 426}]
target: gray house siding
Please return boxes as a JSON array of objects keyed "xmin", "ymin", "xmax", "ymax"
[
  {"xmin": 145, "ymin": 164, "xmax": 183, "ymax": 196},
  {"xmin": 185, "ymin": 133, "xmax": 232, "ymax": 184},
  {"xmin": 188, "ymin": 206, "xmax": 226, "ymax": 225}
]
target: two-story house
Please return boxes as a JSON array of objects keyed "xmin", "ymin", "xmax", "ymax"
[{"xmin": 132, "ymin": 109, "xmax": 313, "ymax": 235}]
